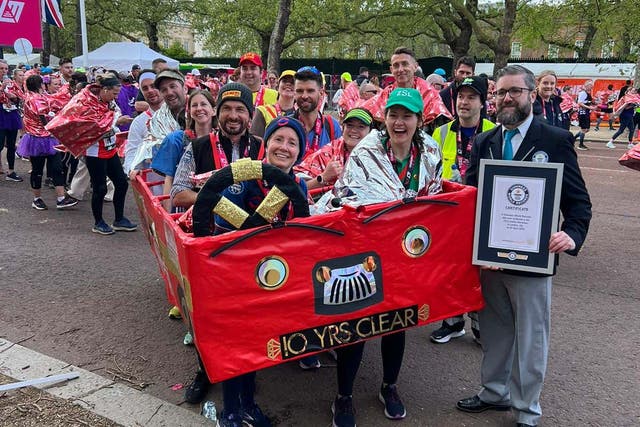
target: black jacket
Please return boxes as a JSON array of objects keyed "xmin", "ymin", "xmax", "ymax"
[
  {"xmin": 191, "ymin": 132, "xmax": 263, "ymax": 175},
  {"xmin": 466, "ymin": 117, "xmax": 592, "ymax": 274}
]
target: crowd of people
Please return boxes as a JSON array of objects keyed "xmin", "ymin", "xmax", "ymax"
[{"xmin": 0, "ymin": 47, "xmax": 604, "ymax": 427}]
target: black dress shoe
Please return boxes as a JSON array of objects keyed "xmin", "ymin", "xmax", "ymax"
[
  {"xmin": 456, "ymin": 395, "xmax": 511, "ymax": 413},
  {"xmin": 184, "ymin": 370, "xmax": 210, "ymax": 404}
]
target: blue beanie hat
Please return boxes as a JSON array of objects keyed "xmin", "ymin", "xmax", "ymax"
[
  {"xmin": 263, "ymin": 117, "xmax": 307, "ymax": 165},
  {"xmin": 434, "ymin": 68, "xmax": 446, "ymax": 77}
]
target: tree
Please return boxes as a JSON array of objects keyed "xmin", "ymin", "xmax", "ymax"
[
  {"xmin": 189, "ymin": 0, "xmax": 411, "ymax": 61},
  {"xmin": 516, "ymin": 0, "xmax": 619, "ymax": 61},
  {"xmin": 267, "ymin": 0, "xmax": 292, "ymax": 73},
  {"xmin": 162, "ymin": 41, "xmax": 192, "ymax": 59},
  {"xmin": 85, "ymin": 0, "xmax": 191, "ymax": 51},
  {"xmin": 446, "ymin": 0, "xmax": 519, "ymax": 74}
]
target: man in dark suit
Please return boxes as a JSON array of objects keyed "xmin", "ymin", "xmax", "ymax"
[{"xmin": 456, "ymin": 65, "xmax": 592, "ymax": 427}]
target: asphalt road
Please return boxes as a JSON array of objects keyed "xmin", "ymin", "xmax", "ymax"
[{"xmin": 1, "ymin": 134, "xmax": 638, "ymax": 427}]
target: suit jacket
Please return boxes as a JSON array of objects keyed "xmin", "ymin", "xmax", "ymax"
[{"xmin": 466, "ymin": 116, "xmax": 592, "ymax": 274}]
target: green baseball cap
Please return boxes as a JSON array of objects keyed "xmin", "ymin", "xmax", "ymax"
[
  {"xmin": 385, "ymin": 88, "xmax": 423, "ymax": 114},
  {"xmin": 343, "ymin": 108, "xmax": 373, "ymax": 126}
]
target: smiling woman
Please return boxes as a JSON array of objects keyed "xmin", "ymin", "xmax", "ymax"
[
  {"xmin": 319, "ymin": 87, "xmax": 444, "ymax": 427},
  {"xmin": 205, "ymin": 116, "xmax": 309, "ymax": 427},
  {"xmin": 325, "ymin": 88, "xmax": 442, "ymax": 206}
]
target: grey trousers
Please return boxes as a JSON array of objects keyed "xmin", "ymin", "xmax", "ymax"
[{"xmin": 477, "ymin": 270, "xmax": 552, "ymax": 426}]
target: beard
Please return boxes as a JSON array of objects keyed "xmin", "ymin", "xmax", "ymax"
[
  {"xmin": 220, "ymin": 119, "xmax": 246, "ymax": 136},
  {"xmin": 496, "ymin": 101, "xmax": 531, "ymax": 126},
  {"xmin": 297, "ymin": 99, "xmax": 318, "ymax": 113}
]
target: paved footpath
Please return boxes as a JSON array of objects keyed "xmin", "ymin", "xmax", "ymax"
[{"xmin": 0, "ymin": 133, "xmax": 639, "ymax": 426}]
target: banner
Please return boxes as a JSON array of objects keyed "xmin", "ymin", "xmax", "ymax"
[
  {"xmin": 0, "ymin": 0, "xmax": 43, "ymax": 49},
  {"xmin": 132, "ymin": 176, "xmax": 483, "ymax": 383}
]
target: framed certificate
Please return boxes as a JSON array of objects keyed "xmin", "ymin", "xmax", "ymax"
[{"xmin": 472, "ymin": 159, "xmax": 564, "ymax": 274}]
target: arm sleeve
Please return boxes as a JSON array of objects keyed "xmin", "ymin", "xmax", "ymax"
[
  {"xmin": 556, "ymin": 132, "xmax": 592, "ymax": 255},
  {"xmin": 170, "ymin": 143, "xmax": 196, "ymax": 200},
  {"xmin": 123, "ymin": 114, "xmax": 147, "ymax": 173},
  {"xmin": 152, "ymin": 131, "xmax": 185, "ymax": 177}
]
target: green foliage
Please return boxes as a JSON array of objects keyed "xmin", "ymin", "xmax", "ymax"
[{"xmin": 162, "ymin": 41, "xmax": 193, "ymax": 58}]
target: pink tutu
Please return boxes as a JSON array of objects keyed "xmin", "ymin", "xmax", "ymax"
[{"xmin": 17, "ymin": 134, "xmax": 58, "ymax": 157}]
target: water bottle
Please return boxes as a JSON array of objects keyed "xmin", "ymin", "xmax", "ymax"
[
  {"xmin": 201, "ymin": 400, "xmax": 217, "ymax": 422},
  {"xmin": 450, "ymin": 164, "xmax": 462, "ymax": 183}
]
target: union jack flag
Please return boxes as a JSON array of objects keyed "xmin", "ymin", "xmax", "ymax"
[{"xmin": 41, "ymin": 0, "xmax": 64, "ymax": 28}]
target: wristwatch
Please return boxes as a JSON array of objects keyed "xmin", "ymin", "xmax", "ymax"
[{"xmin": 316, "ymin": 175, "xmax": 324, "ymax": 184}]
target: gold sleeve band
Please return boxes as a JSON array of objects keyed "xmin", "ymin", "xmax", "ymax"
[
  {"xmin": 213, "ymin": 196, "xmax": 249, "ymax": 229},
  {"xmin": 231, "ymin": 159, "xmax": 263, "ymax": 183},
  {"xmin": 255, "ymin": 186, "xmax": 289, "ymax": 222}
]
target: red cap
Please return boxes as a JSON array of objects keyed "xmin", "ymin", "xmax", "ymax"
[{"xmin": 239, "ymin": 52, "xmax": 263, "ymax": 68}]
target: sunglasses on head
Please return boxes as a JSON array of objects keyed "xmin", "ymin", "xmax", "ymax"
[{"xmin": 297, "ymin": 66, "xmax": 321, "ymax": 75}]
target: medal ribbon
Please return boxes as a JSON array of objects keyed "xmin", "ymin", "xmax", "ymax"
[
  {"xmin": 210, "ymin": 132, "xmax": 252, "ymax": 169},
  {"xmin": 387, "ymin": 141, "xmax": 418, "ymax": 190},
  {"xmin": 254, "ymin": 86, "xmax": 265, "ymax": 107},
  {"xmin": 456, "ymin": 121, "xmax": 481, "ymax": 177}
]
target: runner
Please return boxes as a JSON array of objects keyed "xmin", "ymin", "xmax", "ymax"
[
  {"xmin": 16, "ymin": 75, "xmax": 77, "ymax": 210},
  {"xmin": 328, "ymin": 88, "xmax": 442, "ymax": 427}
]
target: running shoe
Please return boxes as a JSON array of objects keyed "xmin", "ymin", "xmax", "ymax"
[
  {"xmin": 184, "ymin": 370, "xmax": 210, "ymax": 404},
  {"xmin": 576, "ymin": 145, "xmax": 588, "ymax": 151},
  {"xmin": 5, "ymin": 172, "xmax": 23, "ymax": 182},
  {"xmin": 92, "ymin": 220, "xmax": 115, "ymax": 235},
  {"xmin": 56, "ymin": 196, "xmax": 78, "ymax": 209},
  {"xmin": 216, "ymin": 411, "xmax": 243, "ymax": 427},
  {"xmin": 628, "ymin": 143, "xmax": 635, "ymax": 149},
  {"xmin": 606, "ymin": 141, "xmax": 616, "ymax": 149},
  {"xmin": 299, "ymin": 355, "xmax": 321, "ymax": 370},
  {"xmin": 168, "ymin": 306, "xmax": 182, "ymax": 319},
  {"xmin": 112, "ymin": 217, "xmax": 137, "ymax": 232},
  {"xmin": 379, "ymin": 383, "xmax": 406, "ymax": 420},
  {"xmin": 242, "ymin": 403, "xmax": 272, "ymax": 427},
  {"xmin": 430, "ymin": 320, "xmax": 466, "ymax": 343},
  {"xmin": 32, "ymin": 198, "xmax": 48, "ymax": 210},
  {"xmin": 332, "ymin": 395, "xmax": 356, "ymax": 427}
]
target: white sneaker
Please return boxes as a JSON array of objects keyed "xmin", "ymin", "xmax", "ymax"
[
  {"xmin": 606, "ymin": 141, "xmax": 616, "ymax": 149},
  {"xmin": 628, "ymin": 143, "xmax": 635, "ymax": 150}
]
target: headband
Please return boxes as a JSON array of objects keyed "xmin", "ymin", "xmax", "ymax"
[
  {"xmin": 100, "ymin": 77, "xmax": 121, "ymax": 88},
  {"xmin": 139, "ymin": 72, "xmax": 156, "ymax": 84}
]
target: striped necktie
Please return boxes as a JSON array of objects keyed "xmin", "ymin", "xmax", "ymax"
[{"xmin": 503, "ymin": 128, "xmax": 518, "ymax": 160}]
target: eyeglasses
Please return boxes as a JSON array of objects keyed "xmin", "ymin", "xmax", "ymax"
[
  {"xmin": 297, "ymin": 66, "xmax": 321, "ymax": 75},
  {"xmin": 495, "ymin": 87, "xmax": 532, "ymax": 99},
  {"xmin": 365, "ymin": 90, "xmax": 377, "ymax": 94}
]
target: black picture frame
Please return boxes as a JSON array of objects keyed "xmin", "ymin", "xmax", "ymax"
[{"xmin": 472, "ymin": 159, "xmax": 564, "ymax": 274}]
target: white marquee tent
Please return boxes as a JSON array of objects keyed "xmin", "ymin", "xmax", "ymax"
[
  {"xmin": 3, "ymin": 53, "xmax": 60, "ymax": 66},
  {"xmin": 72, "ymin": 42, "xmax": 179, "ymax": 72}
]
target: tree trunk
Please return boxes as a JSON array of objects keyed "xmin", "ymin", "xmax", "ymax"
[
  {"xmin": 42, "ymin": 22, "xmax": 51, "ymax": 66},
  {"xmin": 260, "ymin": 34, "xmax": 270, "ymax": 65},
  {"xmin": 579, "ymin": 24, "xmax": 597, "ymax": 60},
  {"xmin": 491, "ymin": 0, "xmax": 517, "ymax": 75},
  {"xmin": 434, "ymin": 0, "xmax": 476, "ymax": 76},
  {"xmin": 267, "ymin": 0, "xmax": 292, "ymax": 73},
  {"xmin": 146, "ymin": 22, "xmax": 159, "ymax": 51}
]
